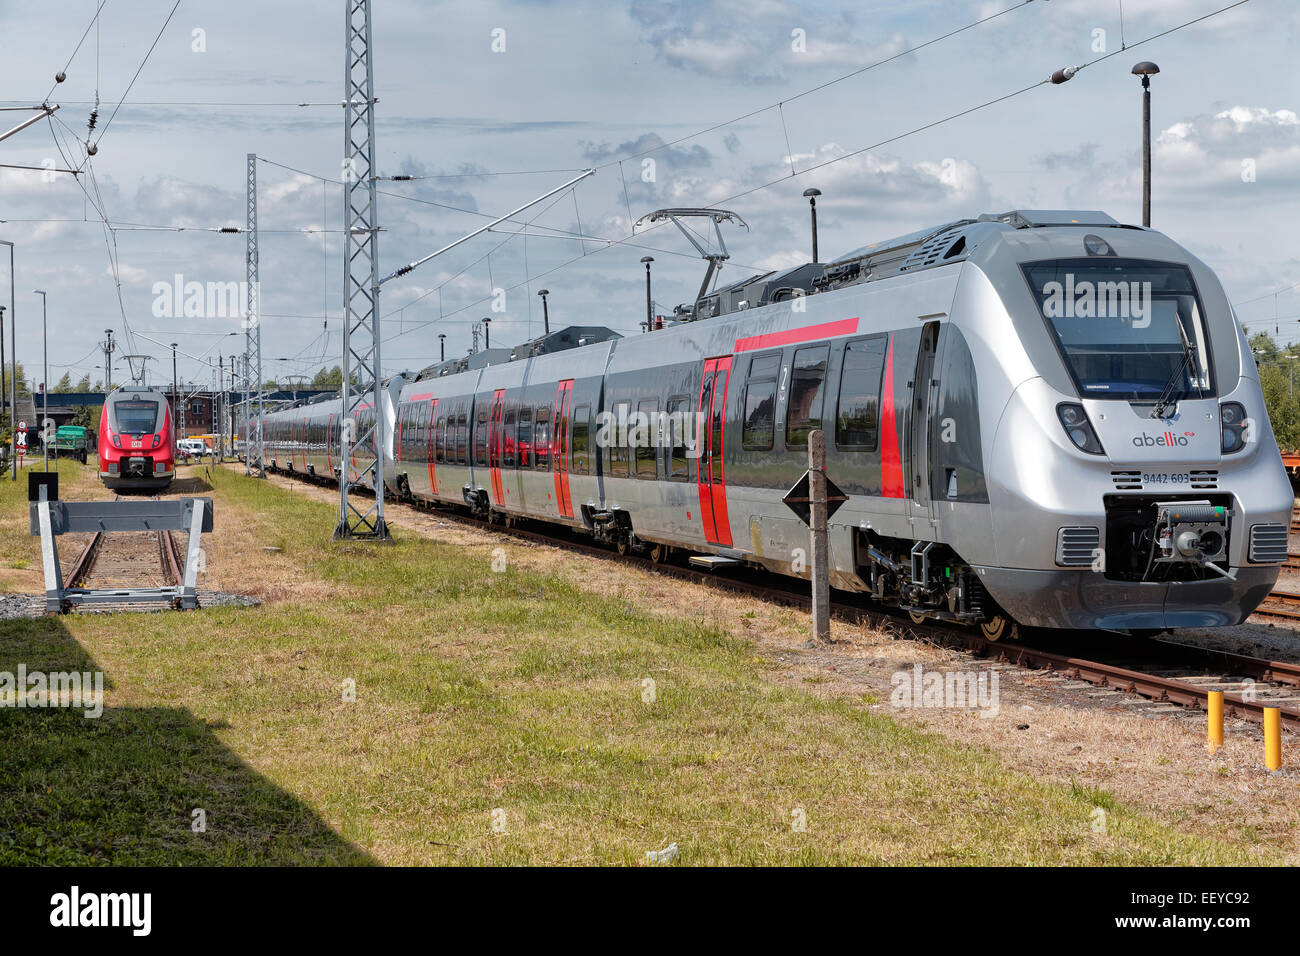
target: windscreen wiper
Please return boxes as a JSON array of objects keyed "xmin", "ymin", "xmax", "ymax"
[{"xmin": 1150, "ymin": 318, "xmax": 1197, "ymax": 419}]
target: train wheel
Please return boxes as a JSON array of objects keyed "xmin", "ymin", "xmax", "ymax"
[
  {"xmin": 908, "ymin": 610, "xmax": 928, "ymax": 624},
  {"xmin": 649, "ymin": 543, "xmax": 669, "ymax": 564},
  {"xmin": 980, "ymin": 614, "xmax": 1020, "ymax": 642}
]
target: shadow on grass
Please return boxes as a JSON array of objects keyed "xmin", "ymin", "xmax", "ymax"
[
  {"xmin": 170, "ymin": 475, "xmax": 214, "ymax": 494},
  {"xmin": 0, "ymin": 615, "xmax": 372, "ymax": 865}
]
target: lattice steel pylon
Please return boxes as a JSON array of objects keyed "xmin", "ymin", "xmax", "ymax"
[
  {"xmin": 241, "ymin": 351, "xmax": 250, "ymax": 470},
  {"xmin": 336, "ymin": 0, "xmax": 389, "ymax": 540},
  {"xmin": 246, "ymin": 152, "xmax": 265, "ymax": 477}
]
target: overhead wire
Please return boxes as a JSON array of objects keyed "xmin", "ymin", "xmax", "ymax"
[{"xmin": 376, "ymin": 0, "xmax": 1255, "ymax": 348}]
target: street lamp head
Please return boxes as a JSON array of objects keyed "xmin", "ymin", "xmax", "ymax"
[
  {"xmin": 1131, "ymin": 61, "xmax": 1160, "ymax": 76},
  {"xmin": 31, "ymin": 289, "xmax": 45, "ymax": 296},
  {"xmin": 538, "ymin": 289, "xmax": 549, "ymax": 297},
  {"xmin": 640, "ymin": 256, "xmax": 653, "ymax": 264},
  {"xmin": 802, "ymin": 188, "xmax": 821, "ymax": 199}
]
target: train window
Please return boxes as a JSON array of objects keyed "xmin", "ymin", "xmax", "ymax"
[
  {"xmin": 609, "ymin": 402, "xmax": 629, "ymax": 474},
  {"xmin": 517, "ymin": 407, "xmax": 532, "ymax": 469},
  {"xmin": 1022, "ymin": 258, "xmax": 1213, "ymax": 401},
  {"xmin": 749, "ymin": 353, "xmax": 780, "ymax": 381},
  {"xmin": 502, "ymin": 406, "xmax": 517, "ymax": 467},
  {"xmin": 111, "ymin": 399, "xmax": 160, "ymax": 434},
  {"xmin": 635, "ymin": 399, "xmax": 657, "ymax": 478},
  {"xmin": 534, "ymin": 406, "xmax": 551, "ymax": 470},
  {"xmin": 742, "ymin": 385, "xmax": 776, "ymax": 450},
  {"xmin": 474, "ymin": 409, "xmax": 489, "ymax": 466},
  {"xmin": 786, "ymin": 344, "xmax": 829, "ymax": 448},
  {"xmin": 742, "ymin": 353, "xmax": 780, "ymax": 450},
  {"xmin": 572, "ymin": 404, "xmax": 590, "ymax": 475},
  {"xmin": 836, "ymin": 336, "xmax": 887, "ymax": 450},
  {"xmin": 435, "ymin": 415, "xmax": 446, "ymax": 463},
  {"xmin": 415, "ymin": 404, "xmax": 428, "ymax": 462},
  {"xmin": 456, "ymin": 412, "xmax": 469, "ymax": 464},
  {"xmin": 666, "ymin": 397, "xmax": 690, "ymax": 480}
]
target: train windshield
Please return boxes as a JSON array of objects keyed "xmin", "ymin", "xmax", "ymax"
[
  {"xmin": 1022, "ymin": 258, "xmax": 1213, "ymax": 402},
  {"xmin": 112, "ymin": 400, "xmax": 161, "ymax": 434}
]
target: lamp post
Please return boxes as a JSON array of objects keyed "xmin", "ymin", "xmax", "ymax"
[
  {"xmin": 102, "ymin": 328, "xmax": 114, "ymax": 393},
  {"xmin": 1132, "ymin": 61, "xmax": 1160, "ymax": 228},
  {"xmin": 802, "ymin": 188, "xmax": 822, "ymax": 263},
  {"xmin": 438, "ymin": 333, "xmax": 446, "ymax": 362},
  {"xmin": 32, "ymin": 290, "xmax": 50, "ymax": 473},
  {"xmin": 641, "ymin": 256, "xmax": 654, "ymax": 331},
  {"xmin": 537, "ymin": 289, "xmax": 550, "ymax": 335},
  {"xmin": 482, "ymin": 317, "xmax": 491, "ymax": 350},
  {"xmin": 32, "ymin": 290, "xmax": 48, "ymax": 471},
  {"xmin": 229, "ymin": 354, "xmax": 238, "ymax": 446},
  {"xmin": 0, "ymin": 239, "xmax": 13, "ymax": 478},
  {"xmin": 170, "ymin": 343, "xmax": 179, "ymax": 440}
]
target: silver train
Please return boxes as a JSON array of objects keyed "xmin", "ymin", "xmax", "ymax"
[{"xmin": 257, "ymin": 209, "xmax": 1293, "ymax": 637}]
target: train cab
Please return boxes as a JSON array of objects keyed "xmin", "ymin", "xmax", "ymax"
[{"xmin": 98, "ymin": 389, "xmax": 176, "ymax": 491}]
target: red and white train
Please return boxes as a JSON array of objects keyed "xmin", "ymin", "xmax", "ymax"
[{"xmin": 98, "ymin": 388, "xmax": 176, "ymax": 491}]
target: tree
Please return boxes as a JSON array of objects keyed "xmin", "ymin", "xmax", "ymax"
[
  {"xmin": 71, "ymin": 405, "xmax": 100, "ymax": 429},
  {"xmin": 1247, "ymin": 331, "xmax": 1300, "ymax": 452},
  {"xmin": 5, "ymin": 362, "xmax": 29, "ymax": 394},
  {"xmin": 74, "ymin": 374, "xmax": 92, "ymax": 393},
  {"xmin": 1249, "ymin": 331, "xmax": 1279, "ymax": 363},
  {"xmin": 311, "ymin": 365, "xmax": 343, "ymax": 388},
  {"xmin": 54, "ymin": 372, "xmax": 72, "ymax": 392}
]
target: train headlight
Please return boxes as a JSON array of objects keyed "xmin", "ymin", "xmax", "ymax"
[
  {"xmin": 1056, "ymin": 403, "xmax": 1105, "ymax": 455},
  {"xmin": 1220, "ymin": 401, "xmax": 1248, "ymax": 454},
  {"xmin": 111, "ymin": 434, "xmax": 120, "ymax": 448}
]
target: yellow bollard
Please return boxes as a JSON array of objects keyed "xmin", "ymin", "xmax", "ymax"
[
  {"xmin": 1264, "ymin": 707, "xmax": 1281, "ymax": 772},
  {"xmin": 1207, "ymin": 691, "xmax": 1224, "ymax": 753}
]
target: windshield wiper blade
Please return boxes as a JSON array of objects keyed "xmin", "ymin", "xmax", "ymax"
[{"xmin": 1151, "ymin": 319, "xmax": 1197, "ymax": 419}]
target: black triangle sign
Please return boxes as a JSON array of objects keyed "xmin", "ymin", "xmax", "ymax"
[{"xmin": 782, "ymin": 470, "xmax": 849, "ymax": 527}]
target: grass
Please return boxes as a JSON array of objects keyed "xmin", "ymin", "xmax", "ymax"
[{"xmin": 0, "ymin": 463, "xmax": 1281, "ymax": 864}]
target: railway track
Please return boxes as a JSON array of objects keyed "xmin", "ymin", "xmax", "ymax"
[
  {"xmin": 1255, "ymin": 590, "xmax": 1300, "ymax": 624},
  {"xmin": 271, "ymin": 468, "xmax": 1300, "ymax": 735},
  {"xmin": 62, "ymin": 496, "xmax": 185, "ymax": 610}
]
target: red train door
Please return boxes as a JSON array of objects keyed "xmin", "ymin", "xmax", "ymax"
[
  {"xmin": 697, "ymin": 357, "xmax": 733, "ymax": 546},
  {"xmin": 489, "ymin": 390, "xmax": 505, "ymax": 505},
  {"xmin": 552, "ymin": 380, "xmax": 573, "ymax": 518},
  {"xmin": 427, "ymin": 398, "xmax": 438, "ymax": 494}
]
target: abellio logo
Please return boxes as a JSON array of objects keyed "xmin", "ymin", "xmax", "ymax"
[{"xmin": 1133, "ymin": 430, "xmax": 1194, "ymax": 448}]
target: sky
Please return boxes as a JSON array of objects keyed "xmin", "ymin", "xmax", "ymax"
[{"xmin": 0, "ymin": 0, "xmax": 1298, "ymax": 392}]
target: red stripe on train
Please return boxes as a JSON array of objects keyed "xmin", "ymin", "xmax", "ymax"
[
  {"xmin": 733, "ymin": 317, "xmax": 859, "ymax": 353},
  {"xmin": 879, "ymin": 334, "xmax": 905, "ymax": 498}
]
